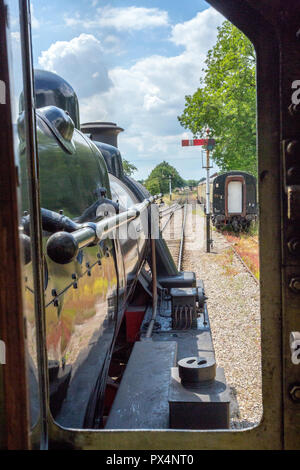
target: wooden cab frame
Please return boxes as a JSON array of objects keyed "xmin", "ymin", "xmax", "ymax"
[{"xmin": 1, "ymin": 0, "xmax": 300, "ymax": 450}]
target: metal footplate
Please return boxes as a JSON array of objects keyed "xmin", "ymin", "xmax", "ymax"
[
  {"xmin": 105, "ymin": 341, "xmax": 177, "ymax": 429},
  {"xmin": 106, "ymin": 276, "xmax": 229, "ymax": 430},
  {"xmin": 169, "ymin": 357, "xmax": 230, "ymax": 429}
]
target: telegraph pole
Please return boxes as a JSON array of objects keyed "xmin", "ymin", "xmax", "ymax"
[
  {"xmin": 169, "ymin": 175, "xmax": 172, "ymax": 201},
  {"xmin": 205, "ymin": 129, "xmax": 211, "ymax": 253},
  {"xmin": 181, "ymin": 132, "xmax": 215, "ymax": 253}
]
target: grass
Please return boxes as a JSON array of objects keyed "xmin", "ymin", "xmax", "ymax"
[
  {"xmin": 223, "ymin": 231, "xmax": 259, "ymax": 280},
  {"xmin": 247, "ymin": 220, "xmax": 259, "ymax": 237},
  {"xmin": 161, "ymin": 193, "xmax": 177, "ymax": 205},
  {"xmin": 218, "ymin": 248, "xmax": 240, "ymax": 277}
]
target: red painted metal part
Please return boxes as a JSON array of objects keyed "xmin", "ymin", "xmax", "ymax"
[
  {"xmin": 182, "ymin": 139, "xmax": 208, "ymax": 146},
  {"xmin": 103, "ymin": 382, "xmax": 119, "ymax": 418},
  {"xmin": 181, "ymin": 138, "xmax": 216, "ymax": 147},
  {"xmin": 125, "ymin": 306, "xmax": 147, "ymax": 343}
]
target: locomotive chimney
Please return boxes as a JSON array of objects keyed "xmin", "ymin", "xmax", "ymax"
[{"xmin": 80, "ymin": 122, "xmax": 124, "ymax": 148}]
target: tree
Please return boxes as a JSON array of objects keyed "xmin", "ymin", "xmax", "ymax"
[
  {"xmin": 145, "ymin": 161, "xmax": 185, "ymax": 195},
  {"xmin": 178, "ymin": 21, "xmax": 257, "ymax": 175},
  {"xmin": 122, "ymin": 159, "xmax": 137, "ymax": 177},
  {"xmin": 186, "ymin": 179, "xmax": 199, "ymax": 187}
]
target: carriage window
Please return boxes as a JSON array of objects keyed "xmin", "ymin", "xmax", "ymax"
[{"xmin": 29, "ymin": 0, "xmax": 261, "ymax": 433}]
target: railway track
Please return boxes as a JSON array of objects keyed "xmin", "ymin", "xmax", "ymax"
[
  {"xmin": 160, "ymin": 193, "xmax": 190, "ymax": 271},
  {"xmin": 159, "ymin": 202, "xmax": 180, "ymax": 216},
  {"xmin": 230, "ymin": 243, "xmax": 259, "ymax": 284},
  {"xmin": 160, "ymin": 203, "xmax": 183, "ymax": 232},
  {"xmin": 162, "ymin": 196, "xmax": 259, "ymax": 284},
  {"xmin": 220, "ymin": 233, "xmax": 259, "ymax": 284},
  {"xmin": 249, "ymin": 235, "xmax": 259, "ymax": 245}
]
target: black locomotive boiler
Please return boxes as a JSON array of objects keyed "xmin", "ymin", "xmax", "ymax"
[{"xmin": 198, "ymin": 171, "xmax": 257, "ymax": 231}]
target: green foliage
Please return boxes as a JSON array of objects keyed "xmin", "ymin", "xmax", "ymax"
[
  {"xmin": 247, "ymin": 220, "xmax": 259, "ymax": 236},
  {"xmin": 186, "ymin": 179, "xmax": 199, "ymax": 187},
  {"xmin": 122, "ymin": 159, "xmax": 137, "ymax": 177},
  {"xmin": 144, "ymin": 161, "xmax": 185, "ymax": 195},
  {"xmin": 178, "ymin": 21, "xmax": 257, "ymax": 176}
]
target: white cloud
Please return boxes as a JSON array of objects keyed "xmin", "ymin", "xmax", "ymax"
[
  {"xmin": 170, "ymin": 8, "xmax": 223, "ymax": 53},
  {"xmin": 143, "ymin": 94, "xmax": 165, "ymax": 111},
  {"xmin": 38, "ymin": 34, "xmax": 112, "ymax": 98},
  {"xmin": 80, "ymin": 8, "xmax": 224, "ymax": 178},
  {"xmin": 64, "ymin": 12, "xmax": 81, "ymax": 27},
  {"xmin": 97, "ymin": 6, "xmax": 169, "ymax": 31},
  {"xmin": 64, "ymin": 6, "xmax": 169, "ymax": 31},
  {"xmin": 103, "ymin": 35, "xmax": 125, "ymax": 55},
  {"xmin": 38, "ymin": 7, "xmax": 224, "ymax": 179},
  {"xmin": 79, "ymin": 9, "xmax": 223, "ymax": 134}
]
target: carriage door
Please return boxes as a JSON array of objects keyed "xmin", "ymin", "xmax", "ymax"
[{"xmin": 227, "ymin": 180, "xmax": 243, "ymax": 214}]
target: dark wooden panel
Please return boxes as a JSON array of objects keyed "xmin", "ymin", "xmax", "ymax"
[{"xmin": 0, "ymin": 0, "xmax": 30, "ymax": 450}]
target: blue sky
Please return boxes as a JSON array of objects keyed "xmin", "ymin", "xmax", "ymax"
[{"xmin": 13, "ymin": 1, "xmax": 225, "ymax": 180}]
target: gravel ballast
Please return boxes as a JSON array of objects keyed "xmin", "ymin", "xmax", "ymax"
[{"xmin": 163, "ymin": 203, "xmax": 262, "ymax": 429}]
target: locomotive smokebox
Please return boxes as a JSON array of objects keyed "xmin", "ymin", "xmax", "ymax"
[{"xmin": 81, "ymin": 122, "xmax": 124, "ymax": 148}]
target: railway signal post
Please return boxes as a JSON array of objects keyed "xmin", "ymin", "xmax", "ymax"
[
  {"xmin": 169, "ymin": 175, "xmax": 172, "ymax": 201},
  {"xmin": 181, "ymin": 132, "xmax": 215, "ymax": 252},
  {"xmin": 204, "ymin": 130, "xmax": 216, "ymax": 252}
]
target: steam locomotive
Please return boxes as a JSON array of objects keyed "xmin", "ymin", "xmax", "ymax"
[{"xmin": 16, "ymin": 69, "xmax": 230, "ymax": 436}]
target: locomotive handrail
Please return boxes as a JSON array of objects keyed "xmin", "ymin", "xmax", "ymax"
[{"xmin": 46, "ymin": 194, "xmax": 162, "ymax": 264}]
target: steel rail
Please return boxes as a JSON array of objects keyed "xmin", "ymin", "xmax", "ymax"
[
  {"xmin": 160, "ymin": 204, "xmax": 184, "ymax": 232},
  {"xmin": 177, "ymin": 202, "xmax": 188, "ymax": 272},
  {"xmin": 146, "ymin": 195, "xmax": 189, "ymax": 338},
  {"xmin": 159, "ymin": 203, "xmax": 182, "ymax": 219},
  {"xmin": 159, "ymin": 207, "xmax": 179, "ymax": 219},
  {"xmin": 161, "ymin": 212, "xmax": 175, "ymax": 232},
  {"xmin": 159, "ymin": 203, "xmax": 179, "ymax": 216},
  {"xmin": 220, "ymin": 231, "xmax": 259, "ymax": 283},
  {"xmin": 249, "ymin": 235, "xmax": 259, "ymax": 245},
  {"xmin": 226, "ymin": 239, "xmax": 259, "ymax": 284}
]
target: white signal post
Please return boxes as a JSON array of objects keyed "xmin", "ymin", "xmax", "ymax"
[
  {"xmin": 205, "ymin": 129, "xmax": 212, "ymax": 253},
  {"xmin": 206, "ymin": 151, "xmax": 210, "ymax": 215},
  {"xmin": 169, "ymin": 175, "xmax": 172, "ymax": 201},
  {"xmin": 181, "ymin": 132, "xmax": 215, "ymax": 252}
]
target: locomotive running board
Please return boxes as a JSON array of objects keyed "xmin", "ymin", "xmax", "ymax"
[
  {"xmin": 106, "ymin": 341, "xmax": 177, "ymax": 429},
  {"xmin": 105, "ymin": 296, "xmax": 230, "ymax": 430},
  {"xmin": 157, "ymin": 271, "xmax": 196, "ymax": 289}
]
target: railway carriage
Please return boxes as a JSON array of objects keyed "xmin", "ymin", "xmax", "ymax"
[
  {"xmin": 197, "ymin": 175, "xmax": 214, "ymax": 208},
  {"xmin": 197, "ymin": 171, "xmax": 257, "ymax": 231}
]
